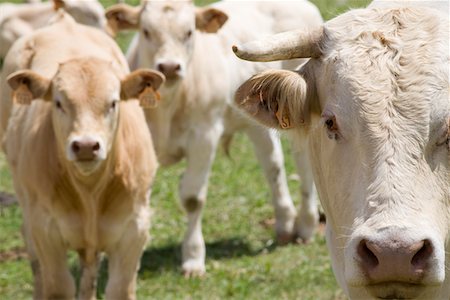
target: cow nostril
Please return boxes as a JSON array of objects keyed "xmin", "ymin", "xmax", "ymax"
[
  {"xmin": 157, "ymin": 63, "xmax": 165, "ymax": 73},
  {"xmin": 174, "ymin": 64, "xmax": 181, "ymax": 71},
  {"xmin": 358, "ymin": 239, "xmax": 379, "ymax": 270},
  {"xmin": 411, "ymin": 239, "xmax": 433, "ymax": 270},
  {"xmin": 93, "ymin": 142, "xmax": 100, "ymax": 152},
  {"xmin": 72, "ymin": 141, "xmax": 80, "ymax": 154}
]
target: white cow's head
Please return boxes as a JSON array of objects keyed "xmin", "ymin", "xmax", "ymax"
[
  {"xmin": 7, "ymin": 58, "xmax": 164, "ymax": 176},
  {"xmin": 234, "ymin": 7, "xmax": 449, "ymax": 299},
  {"xmin": 105, "ymin": 0, "xmax": 227, "ymax": 84}
]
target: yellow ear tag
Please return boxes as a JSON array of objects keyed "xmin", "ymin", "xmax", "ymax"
[
  {"xmin": 275, "ymin": 109, "xmax": 293, "ymax": 129},
  {"xmin": 139, "ymin": 86, "xmax": 160, "ymax": 108},
  {"xmin": 13, "ymin": 83, "xmax": 33, "ymax": 105}
]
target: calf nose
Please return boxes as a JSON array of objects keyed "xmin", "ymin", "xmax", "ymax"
[
  {"xmin": 71, "ymin": 139, "xmax": 100, "ymax": 161},
  {"xmin": 357, "ymin": 238, "xmax": 434, "ymax": 283},
  {"xmin": 157, "ymin": 62, "xmax": 181, "ymax": 80}
]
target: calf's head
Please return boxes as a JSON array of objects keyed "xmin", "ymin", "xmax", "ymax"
[
  {"xmin": 7, "ymin": 57, "xmax": 164, "ymax": 176},
  {"xmin": 105, "ymin": 0, "xmax": 227, "ymax": 83},
  {"xmin": 234, "ymin": 7, "xmax": 450, "ymax": 299}
]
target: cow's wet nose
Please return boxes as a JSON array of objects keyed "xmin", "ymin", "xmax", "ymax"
[
  {"xmin": 157, "ymin": 62, "xmax": 181, "ymax": 80},
  {"xmin": 71, "ymin": 139, "xmax": 100, "ymax": 161},
  {"xmin": 357, "ymin": 237, "xmax": 434, "ymax": 283}
]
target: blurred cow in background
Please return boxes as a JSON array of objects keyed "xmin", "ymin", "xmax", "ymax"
[
  {"xmin": 234, "ymin": 0, "xmax": 450, "ymax": 298},
  {"xmin": 0, "ymin": 0, "xmax": 107, "ymax": 61},
  {"xmin": 106, "ymin": 0, "xmax": 323, "ymax": 276}
]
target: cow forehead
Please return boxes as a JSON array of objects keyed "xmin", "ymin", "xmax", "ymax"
[
  {"xmin": 141, "ymin": 1, "xmax": 195, "ymax": 31},
  {"xmin": 320, "ymin": 6, "xmax": 449, "ymax": 139},
  {"xmin": 54, "ymin": 58, "xmax": 120, "ymax": 109}
]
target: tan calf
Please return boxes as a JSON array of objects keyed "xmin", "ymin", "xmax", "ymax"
[{"xmin": 0, "ymin": 12, "xmax": 164, "ymax": 299}]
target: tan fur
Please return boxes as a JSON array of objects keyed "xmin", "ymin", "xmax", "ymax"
[{"xmin": 0, "ymin": 13, "xmax": 158, "ymax": 299}]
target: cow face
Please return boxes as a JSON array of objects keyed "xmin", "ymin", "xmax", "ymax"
[
  {"xmin": 234, "ymin": 7, "xmax": 450, "ymax": 300},
  {"xmin": 7, "ymin": 58, "xmax": 164, "ymax": 176},
  {"xmin": 105, "ymin": 1, "xmax": 227, "ymax": 84}
]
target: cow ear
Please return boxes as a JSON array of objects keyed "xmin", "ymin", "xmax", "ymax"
[
  {"xmin": 195, "ymin": 8, "xmax": 228, "ymax": 33},
  {"xmin": 53, "ymin": 0, "xmax": 65, "ymax": 11},
  {"xmin": 7, "ymin": 70, "xmax": 51, "ymax": 105},
  {"xmin": 105, "ymin": 4, "xmax": 141, "ymax": 37},
  {"xmin": 121, "ymin": 69, "xmax": 165, "ymax": 108},
  {"xmin": 235, "ymin": 69, "xmax": 311, "ymax": 130}
]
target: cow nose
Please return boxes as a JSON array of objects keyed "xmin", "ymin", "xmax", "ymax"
[
  {"xmin": 156, "ymin": 62, "xmax": 181, "ymax": 80},
  {"xmin": 71, "ymin": 139, "xmax": 101, "ymax": 161},
  {"xmin": 357, "ymin": 238, "xmax": 434, "ymax": 283}
]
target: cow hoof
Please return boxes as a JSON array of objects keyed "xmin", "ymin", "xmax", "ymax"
[
  {"xmin": 182, "ymin": 260, "xmax": 205, "ymax": 278},
  {"xmin": 276, "ymin": 231, "xmax": 295, "ymax": 245}
]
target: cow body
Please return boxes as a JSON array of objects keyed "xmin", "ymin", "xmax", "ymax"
[
  {"xmin": 234, "ymin": 1, "xmax": 449, "ymax": 299},
  {"xmin": 106, "ymin": 0, "xmax": 323, "ymax": 276},
  {"xmin": 0, "ymin": 0, "xmax": 106, "ymax": 61},
  {"xmin": 0, "ymin": 12, "xmax": 163, "ymax": 299}
]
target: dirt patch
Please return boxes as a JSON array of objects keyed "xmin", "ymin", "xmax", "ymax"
[
  {"xmin": 0, "ymin": 192, "xmax": 16, "ymax": 206},
  {"xmin": 0, "ymin": 246, "xmax": 27, "ymax": 262}
]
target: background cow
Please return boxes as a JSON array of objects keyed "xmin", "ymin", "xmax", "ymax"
[
  {"xmin": 234, "ymin": 1, "xmax": 449, "ymax": 299},
  {"xmin": 0, "ymin": 0, "xmax": 107, "ymax": 61},
  {"xmin": 105, "ymin": 0, "xmax": 323, "ymax": 276},
  {"xmin": 0, "ymin": 11, "xmax": 163, "ymax": 299}
]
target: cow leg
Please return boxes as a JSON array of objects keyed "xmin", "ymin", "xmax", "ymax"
[
  {"xmin": 292, "ymin": 139, "xmax": 319, "ymax": 242},
  {"xmin": 21, "ymin": 223, "xmax": 43, "ymax": 299},
  {"xmin": 180, "ymin": 121, "xmax": 223, "ymax": 277},
  {"xmin": 245, "ymin": 125, "xmax": 297, "ymax": 244},
  {"xmin": 31, "ymin": 218, "xmax": 75, "ymax": 300},
  {"xmin": 78, "ymin": 250, "xmax": 100, "ymax": 300},
  {"xmin": 105, "ymin": 213, "xmax": 149, "ymax": 300}
]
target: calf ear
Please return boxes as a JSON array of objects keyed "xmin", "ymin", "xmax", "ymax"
[
  {"xmin": 235, "ymin": 69, "xmax": 310, "ymax": 130},
  {"xmin": 105, "ymin": 4, "xmax": 141, "ymax": 36},
  {"xmin": 195, "ymin": 8, "xmax": 228, "ymax": 33},
  {"xmin": 7, "ymin": 70, "xmax": 51, "ymax": 105},
  {"xmin": 121, "ymin": 69, "xmax": 165, "ymax": 108}
]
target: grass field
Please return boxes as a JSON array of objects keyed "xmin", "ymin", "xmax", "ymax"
[{"xmin": 0, "ymin": 0, "xmax": 370, "ymax": 299}]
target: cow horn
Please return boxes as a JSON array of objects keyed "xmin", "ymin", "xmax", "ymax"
[{"xmin": 232, "ymin": 27, "xmax": 324, "ymax": 62}]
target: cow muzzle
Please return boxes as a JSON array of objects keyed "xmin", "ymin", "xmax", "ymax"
[
  {"xmin": 156, "ymin": 60, "xmax": 183, "ymax": 81},
  {"xmin": 345, "ymin": 226, "xmax": 445, "ymax": 298},
  {"xmin": 68, "ymin": 135, "xmax": 106, "ymax": 165}
]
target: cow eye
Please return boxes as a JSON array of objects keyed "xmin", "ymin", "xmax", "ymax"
[
  {"xmin": 143, "ymin": 29, "xmax": 151, "ymax": 40},
  {"xmin": 185, "ymin": 29, "xmax": 193, "ymax": 41},
  {"xmin": 110, "ymin": 100, "xmax": 118, "ymax": 111},
  {"xmin": 324, "ymin": 115, "xmax": 339, "ymax": 140},
  {"xmin": 436, "ymin": 123, "xmax": 450, "ymax": 149},
  {"xmin": 55, "ymin": 99, "xmax": 64, "ymax": 112}
]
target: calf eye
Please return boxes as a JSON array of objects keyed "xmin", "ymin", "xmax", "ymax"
[
  {"xmin": 436, "ymin": 122, "xmax": 450, "ymax": 149},
  {"xmin": 110, "ymin": 100, "xmax": 118, "ymax": 111},
  {"xmin": 55, "ymin": 99, "xmax": 64, "ymax": 112}
]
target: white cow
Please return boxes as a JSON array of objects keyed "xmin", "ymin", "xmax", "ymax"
[
  {"xmin": 0, "ymin": 0, "xmax": 106, "ymax": 61},
  {"xmin": 105, "ymin": 0, "xmax": 323, "ymax": 276},
  {"xmin": 234, "ymin": 0, "xmax": 449, "ymax": 299}
]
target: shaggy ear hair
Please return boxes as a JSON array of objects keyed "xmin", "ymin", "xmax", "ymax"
[
  {"xmin": 195, "ymin": 8, "xmax": 228, "ymax": 33},
  {"xmin": 121, "ymin": 69, "xmax": 165, "ymax": 108},
  {"xmin": 105, "ymin": 4, "xmax": 141, "ymax": 36},
  {"xmin": 235, "ymin": 69, "xmax": 312, "ymax": 130},
  {"xmin": 7, "ymin": 70, "xmax": 51, "ymax": 105}
]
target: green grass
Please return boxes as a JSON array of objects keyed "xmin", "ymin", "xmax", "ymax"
[{"xmin": 0, "ymin": 0, "xmax": 370, "ymax": 299}]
